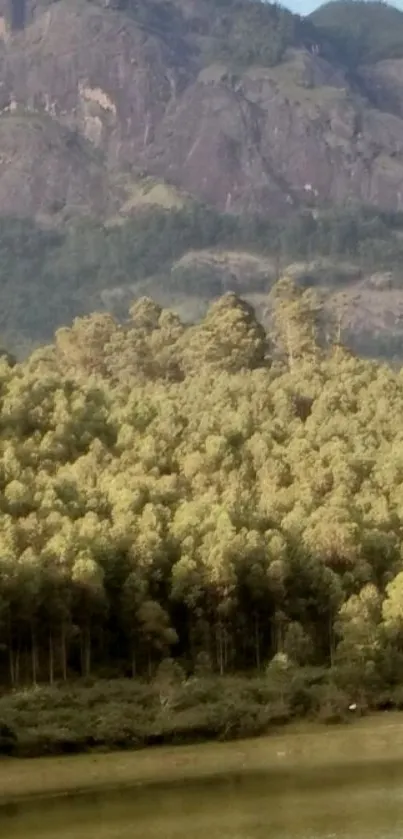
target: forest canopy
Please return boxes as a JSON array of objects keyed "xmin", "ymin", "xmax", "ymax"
[{"xmin": 1, "ymin": 280, "xmax": 403, "ymax": 698}]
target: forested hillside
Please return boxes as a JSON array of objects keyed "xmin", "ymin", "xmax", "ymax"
[
  {"xmin": 311, "ymin": 0, "xmax": 403, "ymax": 65},
  {"xmin": 5, "ymin": 203, "xmax": 403, "ymax": 361},
  {"xmin": 4, "ymin": 0, "xmax": 403, "ymax": 760},
  {"xmin": 1, "ymin": 282, "xmax": 403, "ymax": 692}
]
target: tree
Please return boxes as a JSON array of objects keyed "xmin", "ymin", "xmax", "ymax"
[
  {"xmin": 182, "ymin": 293, "xmax": 268, "ymax": 375},
  {"xmin": 55, "ymin": 313, "xmax": 119, "ymax": 378},
  {"xmin": 269, "ymin": 276, "xmax": 322, "ymax": 369},
  {"xmin": 137, "ymin": 600, "xmax": 178, "ymax": 678},
  {"xmin": 335, "ymin": 584, "xmax": 383, "ymax": 698},
  {"xmin": 121, "ymin": 571, "xmax": 148, "ymax": 677},
  {"xmin": 383, "ymin": 572, "xmax": 403, "ymax": 635},
  {"xmin": 71, "ymin": 553, "xmax": 105, "ymax": 678}
]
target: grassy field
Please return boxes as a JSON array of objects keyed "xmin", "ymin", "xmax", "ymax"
[{"xmin": 1, "ymin": 713, "xmax": 403, "ymax": 805}]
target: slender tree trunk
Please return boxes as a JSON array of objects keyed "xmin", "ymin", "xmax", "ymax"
[
  {"xmin": 8, "ymin": 616, "xmax": 15, "ymax": 686},
  {"xmin": 273, "ymin": 614, "xmax": 279, "ymax": 655},
  {"xmin": 15, "ymin": 645, "xmax": 20, "ymax": 685},
  {"xmin": 255, "ymin": 613, "xmax": 261, "ymax": 670},
  {"xmin": 274, "ymin": 612, "xmax": 284, "ymax": 655},
  {"xmin": 60, "ymin": 623, "xmax": 67, "ymax": 682},
  {"xmin": 31, "ymin": 625, "xmax": 38, "ymax": 685},
  {"xmin": 99, "ymin": 625, "xmax": 105, "ymax": 661},
  {"xmin": 86, "ymin": 627, "xmax": 91, "ymax": 678},
  {"xmin": 49, "ymin": 633, "xmax": 54, "ymax": 685},
  {"xmin": 188, "ymin": 613, "xmax": 195, "ymax": 668},
  {"xmin": 241, "ymin": 621, "xmax": 247, "ymax": 669},
  {"xmin": 206, "ymin": 620, "xmax": 213, "ymax": 668},
  {"xmin": 216, "ymin": 623, "xmax": 224, "ymax": 676},
  {"xmin": 8, "ymin": 643, "xmax": 15, "ymax": 687},
  {"xmin": 329, "ymin": 611, "xmax": 334, "ymax": 667},
  {"xmin": 223, "ymin": 625, "xmax": 228, "ymax": 670},
  {"xmin": 82, "ymin": 626, "xmax": 91, "ymax": 678}
]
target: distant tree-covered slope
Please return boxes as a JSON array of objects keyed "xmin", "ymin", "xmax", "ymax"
[
  {"xmin": 4, "ymin": 204, "xmax": 403, "ymax": 360},
  {"xmin": 311, "ymin": 0, "xmax": 403, "ymax": 66},
  {"xmin": 205, "ymin": 0, "xmax": 318, "ymax": 68}
]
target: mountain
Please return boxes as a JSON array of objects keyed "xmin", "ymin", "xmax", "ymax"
[
  {"xmin": 2, "ymin": 0, "xmax": 403, "ymax": 217},
  {"xmin": 3, "ymin": 0, "xmax": 403, "ymax": 357}
]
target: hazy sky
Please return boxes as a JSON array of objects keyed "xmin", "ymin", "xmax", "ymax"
[{"xmin": 286, "ymin": 0, "xmax": 403, "ymax": 15}]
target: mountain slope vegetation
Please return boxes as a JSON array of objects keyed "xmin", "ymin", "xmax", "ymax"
[
  {"xmin": 4, "ymin": 2, "xmax": 403, "ymax": 753},
  {"xmin": 2, "ymin": 0, "xmax": 403, "ymax": 356},
  {"xmin": 311, "ymin": 0, "xmax": 403, "ymax": 65},
  {"xmin": 4, "ymin": 202, "xmax": 403, "ymax": 360},
  {"xmin": 3, "ymin": 282, "xmax": 403, "ymax": 753}
]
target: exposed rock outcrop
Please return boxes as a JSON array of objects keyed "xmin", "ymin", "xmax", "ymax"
[{"xmin": 0, "ymin": 0, "xmax": 402, "ymax": 217}]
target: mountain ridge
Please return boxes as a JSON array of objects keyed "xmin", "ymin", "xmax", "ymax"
[
  {"xmin": 2, "ymin": 0, "xmax": 403, "ymax": 356},
  {"xmin": 2, "ymin": 0, "xmax": 403, "ymax": 217}
]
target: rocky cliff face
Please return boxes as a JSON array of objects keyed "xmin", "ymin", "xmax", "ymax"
[{"xmin": 0, "ymin": 0, "xmax": 403, "ymax": 218}]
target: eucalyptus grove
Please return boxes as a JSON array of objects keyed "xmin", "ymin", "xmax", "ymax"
[{"xmin": 1, "ymin": 282, "xmax": 403, "ymax": 685}]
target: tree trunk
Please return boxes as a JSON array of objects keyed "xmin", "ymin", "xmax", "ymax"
[
  {"xmin": 216, "ymin": 623, "xmax": 224, "ymax": 676},
  {"xmin": 31, "ymin": 625, "xmax": 38, "ymax": 685},
  {"xmin": 82, "ymin": 625, "xmax": 91, "ymax": 678},
  {"xmin": 329, "ymin": 611, "xmax": 334, "ymax": 667},
  {"xmin": 8, "ymin": 644, "xmax": 14, "ymax": 687},
  {"xmin": 188, "ymin": 613, "xmax": 195, "ymax": 668},
  {"xmin": 85, "ymin": 627, "xmax": 91, "ymax": 678},
  {"xmin": 15, "ymin": 645, "xmax": 20, "ymax": 685},
  {"xmin": 274, "ymin": 612, "xmax": 284, "ymax": 655},
  {"xmin": 60, "ymin": 623, "xmax": 67, "ymax": 682},
  {"xmin": 8, "ymin": 614, "xmax": 15, "ymax": 686},
  {"xmin": 255, "ymin": 613, "xmax": 261, "ymax": 670},
  {"xmin": 49, "ymin": 633, "xmax": 54, "ymax": 685}
]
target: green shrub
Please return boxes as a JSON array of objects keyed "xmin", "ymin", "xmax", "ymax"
[{"xmin": 0, "ymin": 668, "xmax": 384, "ymax": 758}]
